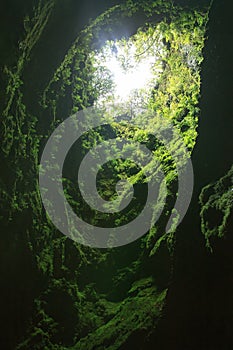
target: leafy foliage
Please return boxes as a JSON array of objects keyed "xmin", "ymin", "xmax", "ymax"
[
  {"xmin": 200, "ymin": 165, "xmax": 233, "ymax": 251},
  {"xmin": 0, "ymin": 0, "xmax": 210, "ymax": 349}
]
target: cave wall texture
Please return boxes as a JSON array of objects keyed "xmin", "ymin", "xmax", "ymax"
[{"xmin": 0, "ymin": 0, "xmax": 232, "ymax": 349}]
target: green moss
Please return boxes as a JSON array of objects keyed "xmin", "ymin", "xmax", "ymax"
[
  {"xmin": 200, "ymin": 165, "xmax": 233, "ymax": 251},
  {"xmin": 72, "ymin": 279, "xmax": 167, "ymax": 350},
  {"xmin": 0, "ymin": 0, "xmax": 211, "ymax": 349}
]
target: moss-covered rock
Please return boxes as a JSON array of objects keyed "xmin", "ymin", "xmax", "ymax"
[
  {"xmin": 200, "ymin": 165, "xmax": 233, "ymax": 251},
  {"xmin": 0, "ymin": 1, "xmax": 210, "ymax": 349}
]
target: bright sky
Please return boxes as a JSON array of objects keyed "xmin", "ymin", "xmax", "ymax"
[{"xmin": 102, "ymin": 43, "xmax": 157, "ymax": 101}]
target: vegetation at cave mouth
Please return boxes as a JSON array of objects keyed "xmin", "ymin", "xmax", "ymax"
[{"xmin": 0, "ymin": 1, "xmax": 216, "ymax": 349}]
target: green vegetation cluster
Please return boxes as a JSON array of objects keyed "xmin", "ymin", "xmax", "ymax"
[
  {"xmin": 200, "ymin": 165, "xmax": 233, "ymax": 251},
  {"xmin": 0, "ymin": 0, "xmax": 210, "ymax": 349}
]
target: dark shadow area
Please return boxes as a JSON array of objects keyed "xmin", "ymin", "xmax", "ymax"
[{"xmin": 147, "ymin": 0, "xmax": 233, "ymax": 349}]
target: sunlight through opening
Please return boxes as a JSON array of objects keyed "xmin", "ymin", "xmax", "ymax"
[{"xmin": 104, "ymin": 43, "xmax": 157, "ymax": 101}]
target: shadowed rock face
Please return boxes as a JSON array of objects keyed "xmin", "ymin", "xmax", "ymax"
[
  {"xmin": 149, "ymin": 1, "xmax": 233, "ymax": 349},
  {"xmin": 1, "ymin": 1, "xmax": 232, "ymax": 349}
]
